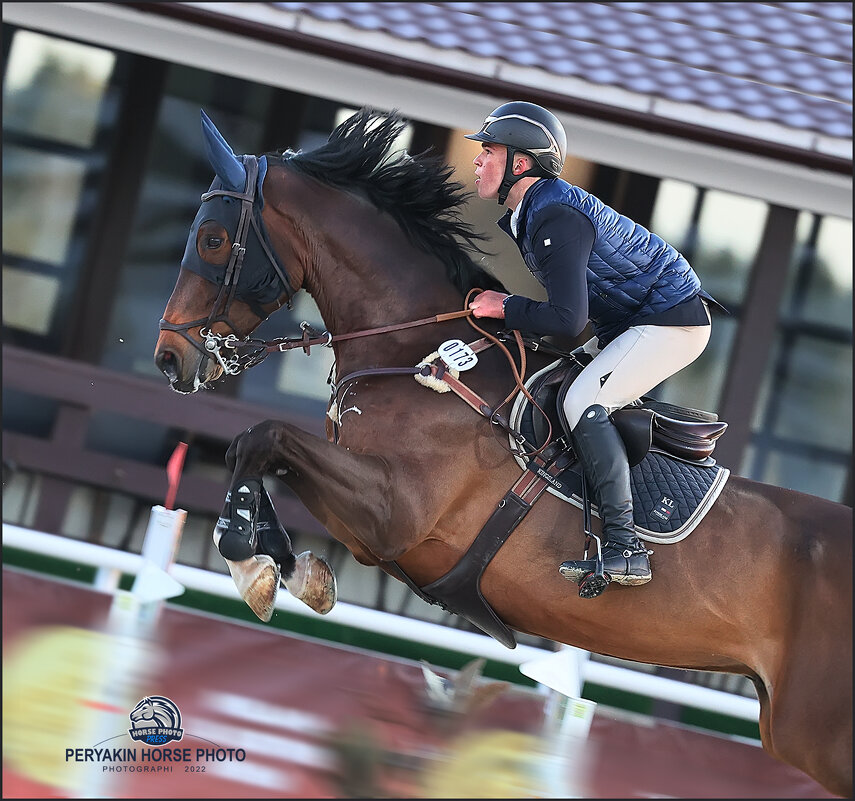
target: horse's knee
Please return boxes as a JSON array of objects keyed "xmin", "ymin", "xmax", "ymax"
[{"xmin": 226, "ymin": 421, "xmax": 283, "ymax": 473}]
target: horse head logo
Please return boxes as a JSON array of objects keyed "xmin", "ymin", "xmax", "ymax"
[{"xmin": 128, "ymin": 696, "xmax": 184, "ymax": 745}]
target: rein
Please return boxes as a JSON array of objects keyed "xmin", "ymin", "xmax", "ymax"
[{"xmin": 266, "ymin": 308, "xmax": 474, "ymax": 355}]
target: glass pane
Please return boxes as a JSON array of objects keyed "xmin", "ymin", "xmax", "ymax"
[
  {"xmin": 237, "ymin": 293, "xmax": 335, "ymax": 417},
  {"xmin": 781, "ymin": 210, "xmax": 816, "ymax": 314},
  {"xmin": 771, "ymin": 336, "xmax": 852, "ymax": 449},
  {"xmin": 803, "ymin": 216, "xmax": 853, "ymax": 330},
  {"xmin": 648, "ymin": 179, "xmax": 698, "ymax": 253},
  {"xmin": 745, "ymin": 446, "xmax": 848, "ymax": 504},
  {"xmin": 3, "ymin": 29, "xmax": 115, "ymax": 148},
  {"xmin": 693, "ymin": 190, "xmax": 768, "ymax": 308},
  {"xmin": 2, "ymin": 145, "xmax": 85, "ymax": 265},
  {"xmin": 2, "ymin": 266, "xmax": 61, "ymax": 334},
  {"xmin": 274, "ymin": 300, "xmax": 336, "ymax": 401}
]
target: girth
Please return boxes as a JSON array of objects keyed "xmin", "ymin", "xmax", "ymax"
[{"xmin": 384, "ymin": 442, "xmax": 571, "ymax": 649}]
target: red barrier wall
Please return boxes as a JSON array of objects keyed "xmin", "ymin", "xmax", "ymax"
[{"xmin": 2, "ymin": 568, "xmax": 833, "ymax": 798}]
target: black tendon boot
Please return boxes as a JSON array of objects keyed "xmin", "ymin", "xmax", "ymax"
[
  {"xmin": 257, "ymin": 488, "xmax": 297, "ymax": 576},
  {"xmin": 216, "ymin": 478, "xmax": 262, "ymax": 561},
  {"xmin": 559, "ymin": 405, "xmax": 651, "ymax": 595}
]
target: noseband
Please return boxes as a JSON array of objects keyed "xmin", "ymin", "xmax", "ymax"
[{"xmin": 159, "ymin": 155, "xmax": 296, "ymax": 376}]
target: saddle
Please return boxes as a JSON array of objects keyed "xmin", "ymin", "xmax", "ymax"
[{"xmin": 525, "ymin": 355, "xmax": 728, "ymax": 469}]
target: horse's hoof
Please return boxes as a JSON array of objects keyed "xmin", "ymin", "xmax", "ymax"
[
  {"xmin": 283, "ymin": 551, "xmax": 337, "ymax": 615},
  {"xmin": 223, "ymin": 554, "xmax": 280, "ymax": 622},
  {"xmin": 578, "ymin": 572, "xmax": 610, "ymax": 599}
]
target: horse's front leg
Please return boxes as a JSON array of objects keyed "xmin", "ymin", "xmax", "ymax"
[
  {"xmin": 214, "ymin": 469, "xmax": 323, "ymax": 622},
  {"xmin": 227, "ymin": 419, "xmax": 420, "ymax": 562},
  {"xmin": 217, "ymin": 419, "xmax": 409, "ymax": 622}
]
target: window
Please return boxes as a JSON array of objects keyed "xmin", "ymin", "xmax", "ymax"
[
  {"xmin": 647, "ymin": 181, "xmax": 769, "ymax": 414},
  {"xmin": 745, "ymin": 213, "xmax": 852, "ymax": 502},
  {"xmin": 2, "ymin": 28, "xmax": 118, "ymax": 348}
]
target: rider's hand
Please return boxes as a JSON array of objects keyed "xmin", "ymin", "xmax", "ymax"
[{"xmin": 469, "ymin": 290, "xmax": 510, "ymax": 319}]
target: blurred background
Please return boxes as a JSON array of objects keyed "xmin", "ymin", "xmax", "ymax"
[{"xmin": 2, "ymin": 2, "xmax": 851, "ymax": 797}]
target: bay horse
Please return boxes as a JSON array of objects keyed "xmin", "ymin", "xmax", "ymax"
[{"xmin": 154, "ymin": 108, "xmax": 852, "ymax": 796}]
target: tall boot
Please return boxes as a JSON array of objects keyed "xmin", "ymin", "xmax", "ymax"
[{"xmin": 559, "ymin": 404, "xmax": 651, "ymax": 592}]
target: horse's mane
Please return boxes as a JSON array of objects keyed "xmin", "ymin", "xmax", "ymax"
[{"xmin": 272, "ymin": 108, "xmax": 507, "ymax": 296}]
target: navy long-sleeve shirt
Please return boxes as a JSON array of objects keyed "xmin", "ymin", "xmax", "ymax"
[{"xmin": 501, "ymin": 204, "xmax": 596, "ymax": 338}]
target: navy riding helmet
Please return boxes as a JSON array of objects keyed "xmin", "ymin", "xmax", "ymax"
[{"xmin": 465, "ymin": 101, "xmax": 567, "ymax": 203}]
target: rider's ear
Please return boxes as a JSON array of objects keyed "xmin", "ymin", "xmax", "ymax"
[{"xmin": 513, "ymin": 155, "xmax": 530, "ymax": 175}]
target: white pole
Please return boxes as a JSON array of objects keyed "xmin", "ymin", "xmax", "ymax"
[
  {"xmin": 3, "ymin": 524, "xmax": 761, "ymax": 722},
  {"xmin": 72, "ymin": 507, "xmax": 187, "ymax": 798}
]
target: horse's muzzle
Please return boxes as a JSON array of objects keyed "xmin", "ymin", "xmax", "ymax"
[{"xmin": 154, "ymin": 342, "xmax": 219, "ymax": 393}]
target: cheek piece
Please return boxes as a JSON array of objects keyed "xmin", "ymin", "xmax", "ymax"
[{"xmin": 161, "ymin": 155, "xmax": 296, "ymax": 373}]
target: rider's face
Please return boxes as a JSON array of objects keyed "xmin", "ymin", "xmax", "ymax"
[{"xmin": 473, "ymin": 144, "xmax": 507, "ymax": 200}]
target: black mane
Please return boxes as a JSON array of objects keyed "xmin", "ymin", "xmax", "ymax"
[{"xmin": 273, "ymin": 108, "xmax": 506, "ymax": 296}]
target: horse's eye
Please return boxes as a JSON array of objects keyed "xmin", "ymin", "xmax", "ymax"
[{"xmin": 206, "ymin": 237, "xmax": 224, "ymax": 249}]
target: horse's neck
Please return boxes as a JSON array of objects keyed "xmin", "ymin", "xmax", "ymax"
[{"xmin": 274, "ymin": 174, "xmax": 465, "ymax": 365}]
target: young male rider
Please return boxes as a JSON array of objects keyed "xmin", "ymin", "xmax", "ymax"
[{"xmin": 466, "ymin": 101, "xmax": 719, "ymax": 597}]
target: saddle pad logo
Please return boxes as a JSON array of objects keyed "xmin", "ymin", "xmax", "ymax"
[
  {"xmin": 128, "ymin": 696, "xmax": 184, "ymax": 745},
  {"xmin": 651, "ymin": 495, "xmax": 677, "ymax": 522}
]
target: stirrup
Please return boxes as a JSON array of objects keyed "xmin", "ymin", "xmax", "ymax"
[
  {"xmin": 578, "ymin": 568, "xmax": 611, "ymax": 599},
  {"xmin": 558, "ymin": 529, "xmax": 611, "ymax": 599}
]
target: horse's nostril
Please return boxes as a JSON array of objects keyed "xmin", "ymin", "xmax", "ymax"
[{"xmin": 156, "ymin": 349, "xmax": 179, "ymax": 382}]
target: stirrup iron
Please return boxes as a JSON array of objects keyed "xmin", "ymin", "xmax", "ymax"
[{"xmin": 577, "ymin": 474, "xmax": 610, "ymax": 598}]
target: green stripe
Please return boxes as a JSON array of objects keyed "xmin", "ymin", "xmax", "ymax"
[{"xmin": 2, "ymin": 544, "xmax": 760, "ymax": 740}]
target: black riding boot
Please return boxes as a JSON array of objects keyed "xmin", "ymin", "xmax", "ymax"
[{"xmin": 558, "ymin": 405, "xmax": 651, "ymax": 593}]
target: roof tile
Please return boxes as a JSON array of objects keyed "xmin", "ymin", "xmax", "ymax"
[{"xmin": 275, "ymin": 1, "xmax": 852, "ymax": 139}]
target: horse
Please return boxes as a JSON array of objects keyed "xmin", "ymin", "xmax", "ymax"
[{"xmin": 154, "ymin": 108, "xmax": 852, "ymax": 796}]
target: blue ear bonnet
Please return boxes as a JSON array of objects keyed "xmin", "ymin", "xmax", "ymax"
[
  {"xmin": 180, "ymin": 165, "xmax": 285, "ymax": 307},
  {"xmin": 180, "ymin": 111, "xmax": 288, "ymax": 308}
]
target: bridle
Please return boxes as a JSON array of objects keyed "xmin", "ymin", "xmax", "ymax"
[{"xmin": 158, "ymin": 155, "xmax": 296, "ymax": 376}]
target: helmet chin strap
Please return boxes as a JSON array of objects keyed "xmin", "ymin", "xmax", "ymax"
[{"xmin": 497, "ymin": 148, "xmax": 545, "ymax": 205}]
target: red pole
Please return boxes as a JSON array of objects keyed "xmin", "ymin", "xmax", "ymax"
[{"xmin": 165, "ymin": 441, "xmax": 188, "ymax": 511}]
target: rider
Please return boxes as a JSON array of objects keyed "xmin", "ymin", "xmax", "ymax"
[{"xmin": 466, "ymin": 101, "xmax": 720, "ymax": 596}]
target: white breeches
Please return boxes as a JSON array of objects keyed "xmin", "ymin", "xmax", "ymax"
[{"xmin": 562, "ymin": 311, "xmax": 712, "ymax": 431}]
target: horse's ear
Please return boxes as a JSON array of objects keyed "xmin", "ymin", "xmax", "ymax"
[{"xmin": 200, "ymin": 109, "xmax": 246, "ymax": 191}]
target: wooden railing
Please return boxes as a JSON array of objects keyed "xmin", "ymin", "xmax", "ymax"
[{"xmin": 2, "ymin": 344, "xmax": 329, "ymax": 538}]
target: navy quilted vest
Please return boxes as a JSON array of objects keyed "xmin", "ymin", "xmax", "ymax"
[{"xmin": 514, "ymin": 178, "xmax": 701, "ymax": 344}]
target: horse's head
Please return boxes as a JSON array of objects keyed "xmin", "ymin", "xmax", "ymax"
[
  {"xmin": 154, "ymin": 111, "xmax": 298, "ymax": 393},
  {"xmin": 129, "ymin": 698, "xmax": 155, "ymax": 723},
  {"xmin": 129, "ymin": 696, "xmax": 181, "ymax": 729}
]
